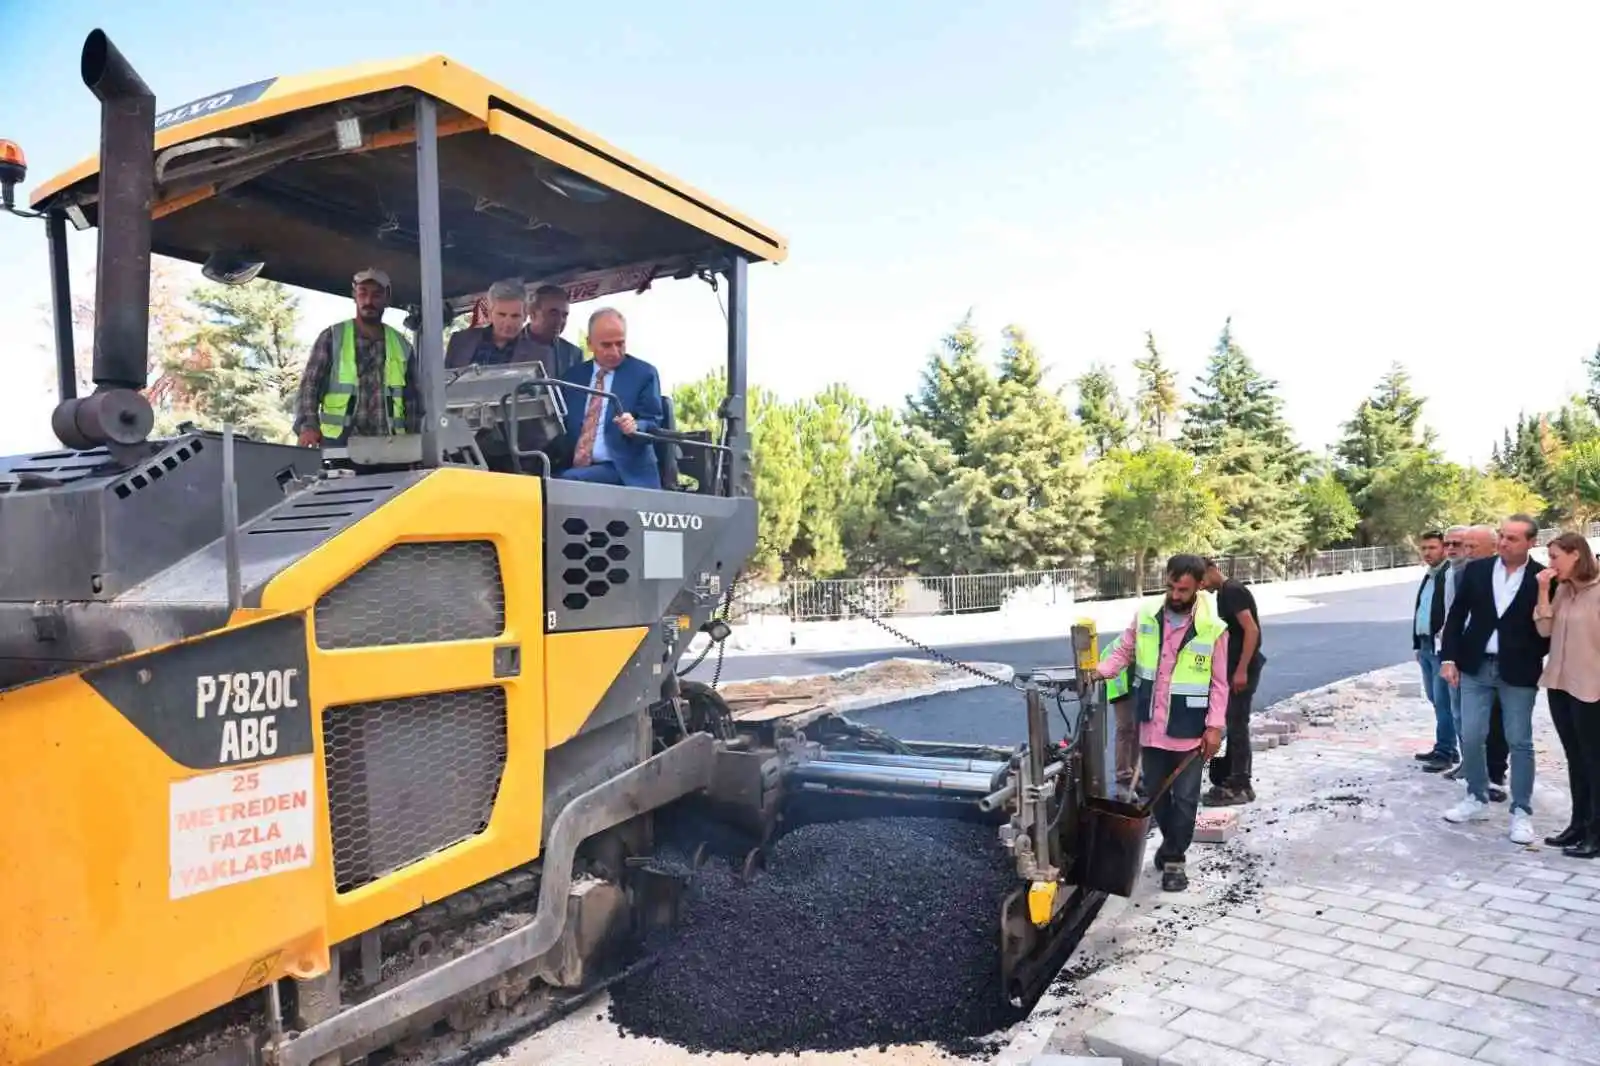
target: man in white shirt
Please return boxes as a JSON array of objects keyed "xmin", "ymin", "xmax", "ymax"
[{"xmin": 1439, "ymin": 516, "xmax": 1549, "ymax": 841}]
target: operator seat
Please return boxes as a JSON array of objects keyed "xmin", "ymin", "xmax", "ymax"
[{"xmin": 655, "ymin": 395, "xmax": 682, "ymax": 491}]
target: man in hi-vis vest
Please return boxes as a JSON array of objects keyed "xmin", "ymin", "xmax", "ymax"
[
  {"xmin": 294, "ymin": 267, "xmax": 422, "ymax": 448},
  {"xmin": 1095, "ymin": 554, "xmax": 1230, "ymax": 892}
]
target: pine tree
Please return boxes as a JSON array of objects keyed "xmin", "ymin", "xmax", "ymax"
[
  {"xmin": 1178, "ymin": 319, "xmax": 1306, "ymax": 554},
  {"xmin": 1333, "ymin": 363, "xmax": 1434, "ymax": 500},
  {"xmin": 162, "ymin": 279, "xmax": 307, "ymax": 441},
  {"xmin": 877, "ymin": 320, "xmax": 1099, "ymax": 575},
  {"xmin": 1132, "ymin": 330, "xmax": 1180, "ymax": 444},
  {"xmin": 1074, "ymin": 363, "xmax": 1130, "ymax": 459}
]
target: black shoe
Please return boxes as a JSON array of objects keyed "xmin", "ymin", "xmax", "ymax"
[
  {"xmin": 1162, "ymin": 862, "xmax": 1189, "ymax": 892},
  {"xmin": 1488, "ymin": 785, "xmax": 1508, "ymax": 803},
  {"xmin": 1563, "ymin": 835, "xmax": 1600, "ymax": 859},
  {"xmin": 1421, "ymin": 755, "xmax": 1455, "ymax": 773},
  {"xmin": 1415, "ymin": 749, "xmax": 1446, "ymax": 761},
  {"xmin": 1203, "ymin": 784, "xmax": 1255, "ymax": 806},
  {"xmin": 1545, "ymin": 825, "xmax": 1584, "ymax": 848},
  {"xmin": 1442, "ymin": 765, "xmax": 1461, "ymax": 781}
]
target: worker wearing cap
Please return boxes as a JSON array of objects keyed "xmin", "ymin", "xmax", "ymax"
[{"xmin": 293, "ymin": 268, "xmax": 422, "ymax": 447}]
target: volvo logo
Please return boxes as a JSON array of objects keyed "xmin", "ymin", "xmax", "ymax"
[{"xmin": 637, "ymin": 510, "xmax": 703, "ymax": 531}]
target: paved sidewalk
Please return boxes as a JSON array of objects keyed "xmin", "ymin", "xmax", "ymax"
[{"xmin": 1036, "ymin": 663, "xmax": 1600, "ymax": 1066}]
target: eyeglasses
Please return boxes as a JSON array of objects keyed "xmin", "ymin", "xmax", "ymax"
[{"xmin": 1444, "ymin": 540, "xmax": 1463, "ymax": 547}]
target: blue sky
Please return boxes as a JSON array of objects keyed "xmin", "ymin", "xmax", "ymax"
[{"xmin": 2, "ymin": 0, "xmax": 1598, "ymax": 463}]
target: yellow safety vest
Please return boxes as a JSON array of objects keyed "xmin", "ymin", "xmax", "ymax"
[
  {"xmin": 319, "ymin": 321, "xmax": 408, "ymax": 441},
  {"xmin": 1101, "ymin": 634, "xmax": 1132, "ymax": 702},
  {"xmin": 1132, "ymin": 591, "xmax": 1225, "ymax": 739}
]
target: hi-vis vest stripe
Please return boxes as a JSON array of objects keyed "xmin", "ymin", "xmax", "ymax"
[
  {"xmin": 1101, "ymin": 634, "xmax": 1132, "ymax": 701},
  {"xmin": 1132, "ymin": 591, "xmax": 1225, "ymax": 735},
  {"xmin": 319, "ymin": 321, "xmax": 408, "ymax": 440}
]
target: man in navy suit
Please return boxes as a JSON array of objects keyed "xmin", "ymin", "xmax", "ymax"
[{"xmin": 555, "ymin": 307, "xmax": 663, "ymax": 489}]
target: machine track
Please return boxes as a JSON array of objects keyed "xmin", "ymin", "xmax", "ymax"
[{"xmin": 112, "ymin": 852, "xmax": 664, "ymax": 1066}]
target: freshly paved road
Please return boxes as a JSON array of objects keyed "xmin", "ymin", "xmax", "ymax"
[{"xmin": 706, "ymin": 580, "xmax": 1419, "ymax": 748}]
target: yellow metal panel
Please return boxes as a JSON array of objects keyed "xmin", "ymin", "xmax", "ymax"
[
  {"xmin": 0, "ymin": 675, "xmax": 326, "ymax": 1066},
  {"xmin": 257, "ymin": 467, "xmax": 548, "ymax": 947},
  {"xmin": 544, "ymin": 627, "xmax": 650, "ymax": 747},
  {"xmin": 30, "ymin": 54, "xmax": 788, "ymax": 264}
]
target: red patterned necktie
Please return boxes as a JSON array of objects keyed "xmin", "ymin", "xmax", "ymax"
[{"xmin": 573, "ymin": 370, "xmax": 606, "ymax": 466}]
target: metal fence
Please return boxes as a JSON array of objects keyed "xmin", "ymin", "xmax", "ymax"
[{"xmin": 733, "ymin": 523, "xmax": 1600, "ymax": 624}]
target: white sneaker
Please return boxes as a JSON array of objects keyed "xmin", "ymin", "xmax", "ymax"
[
  {"xmin": 1509, "ymin": 812, "xmax": 1535, "ymax": 845},
  {"xmin": 1444, "ymin": 796, "xmax": 1491, "ymax": 824}
]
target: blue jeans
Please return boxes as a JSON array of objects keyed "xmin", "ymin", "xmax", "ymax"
[
  {"xmin": 1416, "ymin": 645, "xmax": 1456, "ymax": 758},
  {"xmin": 1458, "ymin": 660, "xmax": 1536, "ymax": 813}
]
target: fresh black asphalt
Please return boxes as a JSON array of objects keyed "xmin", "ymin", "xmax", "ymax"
[{"xmin": 702, "ymin": 580, "xmax": 1418, "ymax": 748}]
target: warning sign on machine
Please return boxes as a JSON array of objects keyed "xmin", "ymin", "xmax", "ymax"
[{"xmin": 170, "ymin": 755, "xmax": 315, "ymax": 899}]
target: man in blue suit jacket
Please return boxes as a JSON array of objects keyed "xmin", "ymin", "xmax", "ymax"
[{"xmin": 555, "ymin": 307, "xmax": 663, "ymax": 489}]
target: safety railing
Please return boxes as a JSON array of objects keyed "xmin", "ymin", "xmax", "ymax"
[{"xmin": 733, "ymin": 522, "xmax": 1600, "ymax": 623}]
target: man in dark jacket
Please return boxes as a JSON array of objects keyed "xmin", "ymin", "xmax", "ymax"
[
  {"xmin": 445, "ymin": 278, "xmax": 550, "ymax": 370},
  {"xmin": 1439, "ymin": 514, "xmax": 1548, "ymax": 843},
  {"xmin": 1411, "ymin": 531, "xmax": 1455, "ymax": 770}
]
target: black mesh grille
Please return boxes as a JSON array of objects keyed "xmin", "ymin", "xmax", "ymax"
[
  {"xmin": 314, "ymin": 541, "xmax": 505, "ymax": 649},
  {"xmin": 556, "ymin": 518, "xmax": 631, "ymax": 612},
  {"xmin": 323, "ymin": 687, "xmax": 508, "ymax": 893}
]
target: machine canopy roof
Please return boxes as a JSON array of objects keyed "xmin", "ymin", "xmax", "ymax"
[{"xmin": 31, "ymin": 55, "xmax": 787, "ymax": 307}]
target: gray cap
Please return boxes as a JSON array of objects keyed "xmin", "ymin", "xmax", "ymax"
[{"xmin": 352, "ymin": 267, "xmax": 391, "ymax": 289}]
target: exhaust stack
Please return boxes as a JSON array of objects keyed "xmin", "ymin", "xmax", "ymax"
[{"xmin": 51, "ymin": 28, "xmax": 156, "ymax": 453}]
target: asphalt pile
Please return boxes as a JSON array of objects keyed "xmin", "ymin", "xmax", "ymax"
[{"xmin": 609, "ymin": 816, "xmax": 1025, "ymax": 1056}]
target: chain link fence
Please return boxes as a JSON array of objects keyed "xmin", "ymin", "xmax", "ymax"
[{"xmin": 735, "ymin": 523, "xmax": 1600, "ymax": 624}]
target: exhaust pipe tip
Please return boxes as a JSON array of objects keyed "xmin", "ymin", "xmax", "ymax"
[
  {"xmin": 54, "ymin": 28, "xmax": 158, "ymax": 455},
  {"xmin": 81, "ymin": 29, "xmax": 152, "ymax": 102}
]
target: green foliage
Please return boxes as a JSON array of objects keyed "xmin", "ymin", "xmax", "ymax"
[
  {"xmin": 1359, "ymin": 449, "xmax": 1467, "ymax": 547},
  {"xmin": 1550, "ymin": 439, "xmax": 1600, "ymax": 526},
  {"xmin": 163, "ymin": 281, "xmax": 306, "ymax": 442},
  {"xmin": 1132, "ymin": 331, "xmax": 1180, "ymax": 444},
  {"xmin": 1298, "ymin": 466, "xmax": 1360, "ymax": 551},
  {"xmin": 1097, "ymin": 443, "xmax": 1222, "ymax": 579},
  {"xmin": 670, "ymin": 371, "xmax": 888, "ymax": 581},
  {"xmin": 872, "ymin": 323, "xmax": 1100, "ymax": 575},
  {"xmin": 1074, "ymin": 363, "xmax": 1130, "ymax": 459},
  {"xmin": 1459, "ymin": 473, "xmax": 1546, "ymax": 526},
  {"xmin": 1178, "ymin": 320, "xmax": 1305, "ymax": 554},
  {"xmin": 1335, "ymin": 363, "xmax": 1433, "ymax": 500}
]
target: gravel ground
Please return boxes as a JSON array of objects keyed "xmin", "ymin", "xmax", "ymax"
[{"xmin": 607, "ymin": 817, "xmax": 1025, "ymax": 1058}]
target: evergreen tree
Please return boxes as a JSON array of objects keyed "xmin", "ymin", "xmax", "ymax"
[
  {"xmin": 1333, "ymin": 363, "xmax": 1433, "ymax": 501},
  {"xmin": 1132, "ymin": 330, "xmax": 1180, "ymax": 444},
  {"xmin": 877, "ymin": 320, "xmax": 1099, "ymax": 575},
  {"xmin": 1074, "ymin": 362, "xmax": 1129, "ymax": 459},
  {"xmin": 1178, "ymin": 319, "xmax": 1306, "ymax": 553},
  {"xmin": 162, "ymin": 279, "xmax": 306, "ymax": 441}
]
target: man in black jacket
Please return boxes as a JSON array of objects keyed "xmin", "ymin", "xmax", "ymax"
[
  {"xmin": 1439, "ymin": 514, "xmax": 1548, "ymax": 843},
  {"xmin": 1411, "ymin": 531, "xmax": 1455, "ymax": 770}
]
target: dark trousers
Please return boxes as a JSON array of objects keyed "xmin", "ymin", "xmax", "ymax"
[
  {"xmin": 1212, "ymin": 655, "xmax": 1261, "ymax": 789},
  {"xmin": 1144, "ymin": 745, "xmax": 1204, "ymax": 867},
  {"xmin": 1549, "ymin": 689, "xmax": 1600, "ymax": 832}
]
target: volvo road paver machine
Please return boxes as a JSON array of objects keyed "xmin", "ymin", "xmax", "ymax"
[{"xmin": 0, "ymin": 31, "xmax": 1143, "ymax": 1066}]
